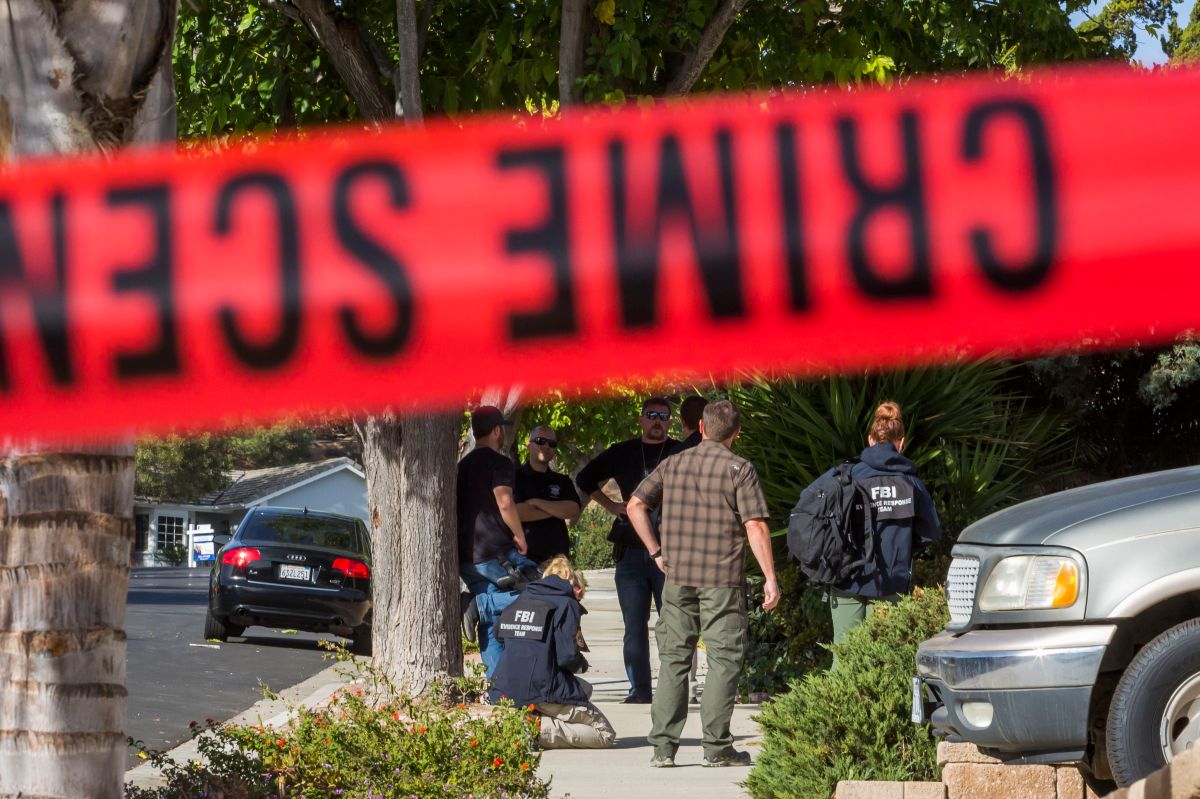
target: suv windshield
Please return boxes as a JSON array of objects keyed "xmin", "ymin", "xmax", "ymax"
[{"xmin": 240, "ymin": 514, "xmax": 360, "ymax": 552}]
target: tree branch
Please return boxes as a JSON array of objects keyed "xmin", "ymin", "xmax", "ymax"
[
  {"xmin": 395, "ymin": 0, "xmax": 423, "ymax": 123},
  {"xmin": 291, "ymin": 0, "xmax": 392, "ymax": 122},
  {"xmin": 665, "ymin": 0, "xmax": 749, "ymax": 94},
  {"xmin": 559, "ymin": 0, "xmax": 589, "ymax": 106}
]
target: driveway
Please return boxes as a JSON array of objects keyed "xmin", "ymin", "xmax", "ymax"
[{"xmin": 125, "ymin": 567, "xmax": 340, "ymax": 769}]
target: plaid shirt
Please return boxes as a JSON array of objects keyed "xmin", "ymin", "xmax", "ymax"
[{"xmin": 632, "ymin": 440, "xmax": 769, "ymax": 588}]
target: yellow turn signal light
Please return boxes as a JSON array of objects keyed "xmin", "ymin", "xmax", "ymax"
[{"xmin": 1050, "ymin": 562, "xmax": 1079, "ymax": 608}]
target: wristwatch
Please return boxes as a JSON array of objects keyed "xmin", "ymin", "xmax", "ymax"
[{"xmin": 649, "ymin": 549, "xmax": 662, "ymax": 559}]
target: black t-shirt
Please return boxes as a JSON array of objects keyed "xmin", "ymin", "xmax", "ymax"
[
  {"xmin": 575, "ymin": 437, "xmax": 676, "ymax": 550},
  {"xmin": 456, "ymin": 447, "xmax": 516, "ymax": 564},
  {"xmin": 515, "ymin": 461, "xmax": 582, "ymax": 564}
]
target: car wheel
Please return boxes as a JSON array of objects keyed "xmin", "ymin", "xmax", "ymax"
[
  {"xmin": 204, "ymin": 608, "xmax": 230, "ymax": 643},
  {"xmin": 1107, "ymin": 618, "xmax": 1200, "ymax": 786},
  {"xmin": 350, "ymin": 625, "xmax": 372, "ymax": 657}
]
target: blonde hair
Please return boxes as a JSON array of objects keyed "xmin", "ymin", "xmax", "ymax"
[
  {"xmin": 541, "ymin": 555, "xmax": 585, "ymax": 597},
  {"xmin": 869, "ymin": 401, "xmax": 906, "ymax": 445}
]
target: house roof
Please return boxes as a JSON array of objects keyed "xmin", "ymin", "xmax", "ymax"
[{"xmin": 139, "ymin": 457, "xmax": 364, "ymax": 509}]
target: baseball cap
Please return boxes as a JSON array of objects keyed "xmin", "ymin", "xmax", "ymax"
[{"xmin": 471, "ymin": 405, "xmax": 513, "ymax": 435}]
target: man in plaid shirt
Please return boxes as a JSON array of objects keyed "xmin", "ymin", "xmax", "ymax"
[{"xmin": 627, "ymin": 399, "xmax": 781, "ymax": 768}]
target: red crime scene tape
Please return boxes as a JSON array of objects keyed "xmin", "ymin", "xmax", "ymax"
[{"xmin": 0, "ymin": 65, "xmax": 1198, "ymax": 440}]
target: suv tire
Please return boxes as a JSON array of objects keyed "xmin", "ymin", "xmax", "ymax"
[
  {"xmin": 204, "ymin": 608, "xmax": 230, "ymax": 643},
  {"xmin": 1107, "ymin": 617, "xmax": 1200, "ymax": 786}
]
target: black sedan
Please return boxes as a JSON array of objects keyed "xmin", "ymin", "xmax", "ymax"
[{"xmin": 206, "ymin": 507, "xmax": 373, "ymax": 655}]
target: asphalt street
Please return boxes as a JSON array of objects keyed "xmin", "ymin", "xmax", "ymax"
[{"xmin": 125, "ymin": 567, "xmax": 340, "ymax": 770}]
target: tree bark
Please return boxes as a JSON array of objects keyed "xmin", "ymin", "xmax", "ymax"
[
  {"xmin": 0, "ymin": 2, "xmax": 174, "ymax": 795},
  {"xmin": 392, "ymin": 413, "xmax": 461, "ymax": 693},
  {"xmin": 291, "ymin": 0, "xmax": 393, "ymax": 122},
  {"xmin": 558, "ymin": 0, "xmax": 589, "ymax": 105},
  {"xmin": 665, "ymin": 0, "xmax": 749, "ymax": 94},
  {"xmin": 395, "ymin": 0, "xmax": 423, "ymax": 121}
]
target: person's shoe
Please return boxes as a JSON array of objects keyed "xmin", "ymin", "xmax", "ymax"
[
  {"xmin": 649, "ymin": 752, "xmax": 675, "ymax": 768},
  {"xmin": 703, "ymin": 748, "xmax": 752, "ymax": 767},
  {"xmin": 460, "ymin": 591, "xmax": 479, "ymax": 643},
  {"xmin": 494, "ymin": 573, "xmax": 518, "ymax": 591},
  {"xmin": 622, "ymin": 693, "xmax": 652, "ymax": 705}
]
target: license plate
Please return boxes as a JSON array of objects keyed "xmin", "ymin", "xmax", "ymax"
[
  {"xmin": 279, "ymin": 564, "xmax": 311, "ymax": 582},
  {"xmin": 911, "ymin": 676, "xmax": 925, "ymax": 724}
]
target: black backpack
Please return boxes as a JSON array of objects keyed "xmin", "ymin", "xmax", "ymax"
[{"xmin": 786, "ymin": 462, "xmax": 875, "ymax": 585}]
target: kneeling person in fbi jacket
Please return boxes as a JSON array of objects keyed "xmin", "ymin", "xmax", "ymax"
[{"xmin": 488, "ymin": 556, "xmax": 616, "ymax": 749}]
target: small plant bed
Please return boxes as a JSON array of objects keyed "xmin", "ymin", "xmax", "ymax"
[{"xmin": 126, "ymin": 654, "xmax": 548, "ymax": 799}]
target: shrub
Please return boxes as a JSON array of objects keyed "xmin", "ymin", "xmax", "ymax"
[
  {"xmin": 745, "ymin": 587, "xmax": 949, "ymax": 799},
  {"xmin": 126, "ymin": 657, "xmax": 547, "ymax": 799},
  {"xmin": 570, "ymin": 505, "xmax": 615, "ymax": 570}
]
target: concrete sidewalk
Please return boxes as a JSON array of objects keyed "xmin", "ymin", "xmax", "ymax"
[{"xmin": 125, "ymin": 568, "xmax": 760, "ymax": 799}]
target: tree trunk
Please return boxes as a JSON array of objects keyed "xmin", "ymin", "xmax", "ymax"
[
  {"xmin": 392, "ymin": 413, "xmax": 461, "ymax": 693},
  {"xmin": 360, "ymin": 412, "xmax": 461, "ymax": 693},
  {"xmin": 357, "ymin": 415, "xmax": 404, "ymax": 662},
  {"xmin": 0, "ymin": 2, "xmax": 174, "ymax": 796}
]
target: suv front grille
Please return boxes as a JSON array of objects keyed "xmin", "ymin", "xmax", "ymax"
[{"xmin": 946, "ymin": 557, "xmax": 979, "ymax": 626}]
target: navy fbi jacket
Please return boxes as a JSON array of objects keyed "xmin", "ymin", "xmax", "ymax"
[
  {"xmin": 488, "ymin": 575, "xmax": 590, "ymax": 708},
  {"xmin": 833, "ymin": 442, "xmax": 942, "ymax": 598}
]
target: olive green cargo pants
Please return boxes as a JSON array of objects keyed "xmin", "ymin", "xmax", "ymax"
[{"xmin": 648, "ymin": 584, "xmax": 747, "ymax": 759}]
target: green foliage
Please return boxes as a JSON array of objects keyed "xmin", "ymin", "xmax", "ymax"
[
  {"xmin": 740, "ymin": 569, "xmax": 832, "ymax": 696},
  {"xmin": 135, "ymin": 422, "xmax": 320, "ymax": 502},
  {"xmin": 1024, "ymin": 347, "xmax": 1200, "ymax": 477},
  {"xmin": 1139, "ymin": 339, "xmax": 1200, "ymax": 412},
  {"xmin": 746, "ymin": 588, "xmax": 948, "ymax": 799},
  {"xmin": 570, "ymin": 505, "xmax": 617, "ymax": 570},
  {"xmin": 125, "ymin": 657, "xmax": 546, "ymax": 799},
  {"xmin": 727, "ymin": 363, "xmax": 1075, "ymax": 693},
  {"xmin": 729, "ymin": 362, "xmax": 1076, "ymax": 533},
  {"xmin": 1175, "ymin": 0, "xmax": 1200, "ymax": 60},
  {"xmin": 135, "ymin": 433, "xmax": 231, "ymax": 502},
  {"xmin": 227, "ymin": 422, "xmax": 316, "ymax": 468},
  {"xmin": 154, "ymin": 544, "xmax": 189, "ymax": 567}
]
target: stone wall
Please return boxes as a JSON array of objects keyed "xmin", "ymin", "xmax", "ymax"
[{"xmin": 835, "ymin": 743, "xmax": 1102, "ymax": 799}]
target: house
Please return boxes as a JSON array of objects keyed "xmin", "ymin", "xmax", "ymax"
[{"xmin": 133, "ymin": 457, "xmax": 368, "ymax": 566}]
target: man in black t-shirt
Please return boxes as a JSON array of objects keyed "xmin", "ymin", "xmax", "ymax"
[
  {"xmin": 575, "ymin": 397, "xmax": 677, "ymax": 703},
  {"xmin": 457, "ymin": 405, "xmax": 539, "ymax": 678},
  {"xmin": 515, "ymin": 426, "xmax": 581, "ymax": 564}
]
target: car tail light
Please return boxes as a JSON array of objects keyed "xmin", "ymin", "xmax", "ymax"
[
  {"xmin": 221, "ymin": 547, "xmax": 261, "ymax": 569},
  {"xmin": 332, "ymin": 558, "xmax": 370, "ymax": 579}
]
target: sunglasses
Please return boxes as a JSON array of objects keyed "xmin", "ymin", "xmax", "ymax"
[
  {"xmin": 643, "ymin": 411, "xmax": 670, "ymax": 421},
  {"xmin": 531, "ymin": 436, "xmax": 558, "ymax": 448}
]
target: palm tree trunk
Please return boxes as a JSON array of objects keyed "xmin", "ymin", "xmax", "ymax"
[{"xmin": 0, "ymin": 1, "xmax": 176, "ymax": 796}]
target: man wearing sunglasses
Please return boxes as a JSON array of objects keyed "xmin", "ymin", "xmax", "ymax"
[
  {"xmin": 515, "ymin": 426, "xmax": 582, "ymax": 564},
  {"xmin": 576, "ymin": 397, "xmax": 678, "ymax": 704}
]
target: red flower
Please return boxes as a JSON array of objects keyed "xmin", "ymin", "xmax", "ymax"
[
  {"xmin": 418, "ymin": 726, "xmax": 427, "ymax": 734},
  {"xmin": 520, "ymin": 763, "xmax": 530, "ymax": 771},
  {"xmin": 277, "ymin": 738, "xmax": 286, "ymax": 747},
  {"xmin": 492, "ymin": 757, "xmax": 504, "ymax": 767},
  {"xmin": 470, "ymin": 740, "xmax": 479, "ymax": 748},
  {"xmin": 392, "ymin": 712, "xmax": 400, "ymax": 721}
]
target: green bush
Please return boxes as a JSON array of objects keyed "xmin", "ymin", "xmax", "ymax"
[
  {"xmin": 126, "ymin": 658, "xmax": 547, "ymax": 799},
  {"xmin": 746, "ymin": 587, "xmax": 949, "ymax": 799},
  {"xmin": 570, "ymin": 505, "xmax": 615, "ymax": 570}
]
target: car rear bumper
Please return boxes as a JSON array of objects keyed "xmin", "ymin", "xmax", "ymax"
[
  {"xmin": 915, "ymin": 625, "xmax": 1117, "ymax": 760},
  {"xmin": 212, "ymin": 579, "xmax": 370, "ymax": 634}
]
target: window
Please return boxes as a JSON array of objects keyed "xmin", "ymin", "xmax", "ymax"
[
  {"xmin": 135, "ymin": 514, "xmax": 149, "ymax": 552},
  {"xmin": 156, "ymin": 515, "xmax": 185, "ymax": 550}
]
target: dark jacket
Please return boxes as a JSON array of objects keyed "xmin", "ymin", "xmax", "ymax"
[
  {"xmin": 487, "ymin": 575, "xmax": 590, "ymax": 707},
  {"xmin": 835, "ymin": 442, "xmax": 941, "ymax": 598}
]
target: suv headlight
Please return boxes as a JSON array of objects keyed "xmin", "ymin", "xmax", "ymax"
[{"xmin": 978, "ymin": 555, "xmax": 1079, "ymax": 611}]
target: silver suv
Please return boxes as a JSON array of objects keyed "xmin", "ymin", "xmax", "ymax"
[{"xmin": 914, "ymin": 465, "xmax": 1200, "ymax": 787}]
